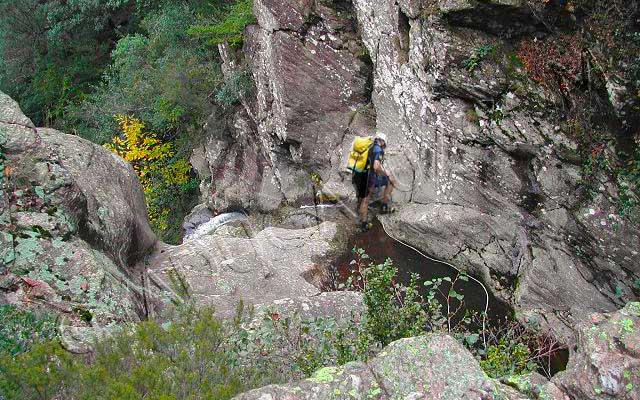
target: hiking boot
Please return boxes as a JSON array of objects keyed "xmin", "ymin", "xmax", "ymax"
[
  {"xmin": 380, "ymin": 203, "xmax": 395, "ymax": 214},
  {"xmin": 359, "ymin": 221, "xmax": 372, "ymax": 233}
]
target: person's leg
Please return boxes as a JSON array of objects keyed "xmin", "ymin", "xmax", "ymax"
[
  {"xmin": 353, "ymin": 171, "xmax": 370, "ymax": 226},
  {"xmin": 359, "ymin": 194, "xmax": 370, "ymax": 223},
  {"xmin": 382, "ymin": 181, "xmax": 394, "ymax": 204}
]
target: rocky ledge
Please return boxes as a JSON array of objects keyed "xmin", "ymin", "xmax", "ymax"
[{"xmin": 235, "ymin": 303, "xmax": 640, "ymax": 400}]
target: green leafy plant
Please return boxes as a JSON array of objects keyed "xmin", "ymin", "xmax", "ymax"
[
  {"xmin": 481, "ymin": 338, "xmax": 534, "ymax": 378},
  {"xmin": 466, "ymin": 44, "xmax": 496, "ymax": 73},
  {"xmin": 471, "ymin": 316, "xmax": 563, "ymax": 379},
  {"xmin": 0, "ymin": 341, "xmax": 76, "ymax": 400},
  {"xmin": 0, "ymin": 250, "xmax": 567, "ymax": 399},
  {"xmin": 346, "ymin": 248, "xmax": 473, "ymax": 347},
  {"xmin": 228, "ymin": 309, "xmax": 368, "ymax": 383},
  {"xmin": 0, "ymin": 305, "xmax": 58, "ymax": 356},
  {"xmin": 188, "ymin": 0, "xmax": 256, "ymax": 48}
]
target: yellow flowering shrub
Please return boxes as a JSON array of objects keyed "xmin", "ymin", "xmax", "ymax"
[{"xmin": 105, "ymin": 115, "xmax": 193, "ymax": 235}]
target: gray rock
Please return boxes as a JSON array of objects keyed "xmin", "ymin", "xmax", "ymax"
[
  {"xmin": 234, "ymin": 333, "xmax": 527, "ymax": 399},
  {"xmin": 144, "ymin": 222, "xmax": 340, "ymax": 318},
  {"xmin": 1, "ymin": 91, "xmax": 154, "ymax": 334},
  {"xmin": 348, "ymin": 0, "xmax": 639, "ymax": 344},
  {"xmin": 552, "ymin": 302, "xmax": 640, "ymax": 400},
  {"xmin": 189, "ymin": 0, "xmax": 640, "ymax": 347},
  {"xmin": 251, "ymin": 291, "xmax": 365, "ymax": 325},
  {"xmin": 195, "ymin": 0, "xmax": 374, "ymax": 212}
]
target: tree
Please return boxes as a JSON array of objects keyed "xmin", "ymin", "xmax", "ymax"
[{"xmin": 0, "ymin": 0, "xmax": 152, "ymax": 127}]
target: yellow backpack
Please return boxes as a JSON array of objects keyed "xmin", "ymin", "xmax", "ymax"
[{"xmin": 346, "ymin": 136, "xmax": 374, "ymax": 173}]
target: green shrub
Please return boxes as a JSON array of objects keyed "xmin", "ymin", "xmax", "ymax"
[
  {"xmin": 480, "ymin": 338, "xmax": 534, "ymax": 378},
  {"xmin": 465, "ymin": 44, "xmax": 496, "ymax": 73},
  {"xmin": 0, "ymin": 0, "xmax": 151, "ymax": 127},
  {"xmin": 68, "ymin": 2, "xmax": 224, "ymax": 147},
  {"xmin": 0, "ymin": 305, "xmax": 58, "ymax": 356},
  {"xmin": 188, "ymin": 0, "xmax": 256, "ymax": 48},
  {"xmin": 0, "ymin": 341, "xmax": 76, "ymax": 400},
  {"xmin": 0, "ymin": 307, "xmax": 267, "ymax": 400},
  {"xmin": 0, "ymin": 251, "xmax": 563, "ymax": 399},
  {"xmin": 228, "ymin": 309, "xmax": 370, "ymax": 383}
]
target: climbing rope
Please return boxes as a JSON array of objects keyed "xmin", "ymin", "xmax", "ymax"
[{"xmin": 378, "ymin": 218, "xmax": 490, "ymax": 347}]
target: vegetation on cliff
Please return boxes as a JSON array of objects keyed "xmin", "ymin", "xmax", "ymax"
[
  {"xmin": 0, "ymin": 251, "xmax": 563, "ymax": 399},
  {"xmin": 0, "ymin": 0, "xmax": 255, "ymax": 242}
]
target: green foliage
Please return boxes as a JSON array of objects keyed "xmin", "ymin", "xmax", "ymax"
[
  {"xmin": 189, "ymin": 0, "xmax": 256, "ymax": 48},
  {"xmin": 0, "ymin": 305, "xmax": 58, "ymax": 356},
  {"xmin": 216, "ymin": 68, "xmax": 254, "ymax": 107},
  {"xmin": 0, "ymin": 0, "xmax": 153, "ymax": 127},
  {"xmin": 480, "ymin": 338, "xmax": 534, "ymax": 379},
  {"xmin": 465, "ymin": 44, "xmax": 496, "ymax": 73},
  {"xmin": 356, "ymin": 258, "xmax": 428, "ymax": 346},
  {"xmin": 69, "ymin": 2, "xmax": 223, "ymax": 146},
  {"xmin": 228, "ymin": 310, "xmax": 369, "ymax": 383},
  {"xmin": 0, "ymin": 341, "xmax": 76, "ymax": 400},
  {"xmin": 346, "ymin": 248, "xmax": 473, "ymax": 347},
  {"xmin": 0, "ymin": 307, "xmax": 263, "ymax": 400},
  {"xmin": 0, "ymin": 251, "xmax": 564, "ymax": 399}
]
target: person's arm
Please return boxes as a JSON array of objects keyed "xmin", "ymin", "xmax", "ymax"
[
  {"xmin": 373, "ymin": 159, "xmax": 385, "ymax": 175},
  {"xmin": 373, "ymin": 158, "xmax": 395, "ymax": 185}
]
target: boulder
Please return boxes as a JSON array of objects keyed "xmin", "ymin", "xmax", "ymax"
[
  {"xmin": 251, "ymin": 291, "xmax": 365, "ymax": 325},
  {"xmin": 1, "ymin": 91, "xmax": 156, "ymax": 345},
  {"xmin": 234, "ymin": 334, "xmax": 527, "ymax": 399},
  {"xmin": 144, "ymin": 222, "xmax": 341, "ymax": 317},
  {"xmin": 552, "ymin": 302, "xmax": 640, "ymax": 400},
  {"xmin": 1, "ymin": 93, "xmax": 155, "ymax": 267}
]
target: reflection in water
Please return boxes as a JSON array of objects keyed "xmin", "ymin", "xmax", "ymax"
[{"xmin": 331, "ymin": 220, "xmax": 506, "ymax": 320}]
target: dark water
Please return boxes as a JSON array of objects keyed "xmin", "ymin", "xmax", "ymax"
[
  {"xmin": 328, "ymin": 220, "xmax": 569, "ymax": 376},
  {"xmin": 330, "ymin": 220, "xmax": 510, "ymax": 322}
]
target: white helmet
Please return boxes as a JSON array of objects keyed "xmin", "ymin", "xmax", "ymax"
[{"xmin": 375, "ymin": 132, "xmax": 388, "ymax": 144}]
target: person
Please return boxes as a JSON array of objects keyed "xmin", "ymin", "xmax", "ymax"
[{"xmin": 352, "ymin": 132, "xmax": 395, "ymax": 232}]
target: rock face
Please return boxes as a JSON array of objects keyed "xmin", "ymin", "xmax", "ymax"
[
  {"xmin": 195, "ymin": 0, "xmax": 640, "ymax": 343},
  {"xmin": 551, "ymin": 302, "xmax": 640, "ymax": 400},
  {"xmin": 144, "ymin": 222, "xmax": 341, "ymax": 317},
  {"xmin": 234, "ymin": 333, "xmax": 526, "ymax": 400},
  {"xmin": 1, "ymin": 91, "xmax": 358, "ymax": 351},
  {"xmin": 348, "ymin": 0, "xmax": 639, "ymax": 343},
  {"xmin": 192, "ymin": 0, "xmax": 374, "ymax": 212},
  {"xmin": 0, "ymin": 91, "xmax": 156, "ymax": 349}
]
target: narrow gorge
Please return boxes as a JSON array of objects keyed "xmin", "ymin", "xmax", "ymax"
[{"xmin": 1, "ymin": 0, "xmax": 639, "ymax": 399}]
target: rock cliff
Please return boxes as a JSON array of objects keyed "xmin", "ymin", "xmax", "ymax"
[
  {"xmin": 1, "ymin": 91, "xmax": 156, "ymax": 349},
  {"xmin": 194, "ymin": 0, "xmax": 639, "ymax": 343},
  {"xmin": 0, "ymin": 91, "xmax": 352, "ymax": 350}
]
